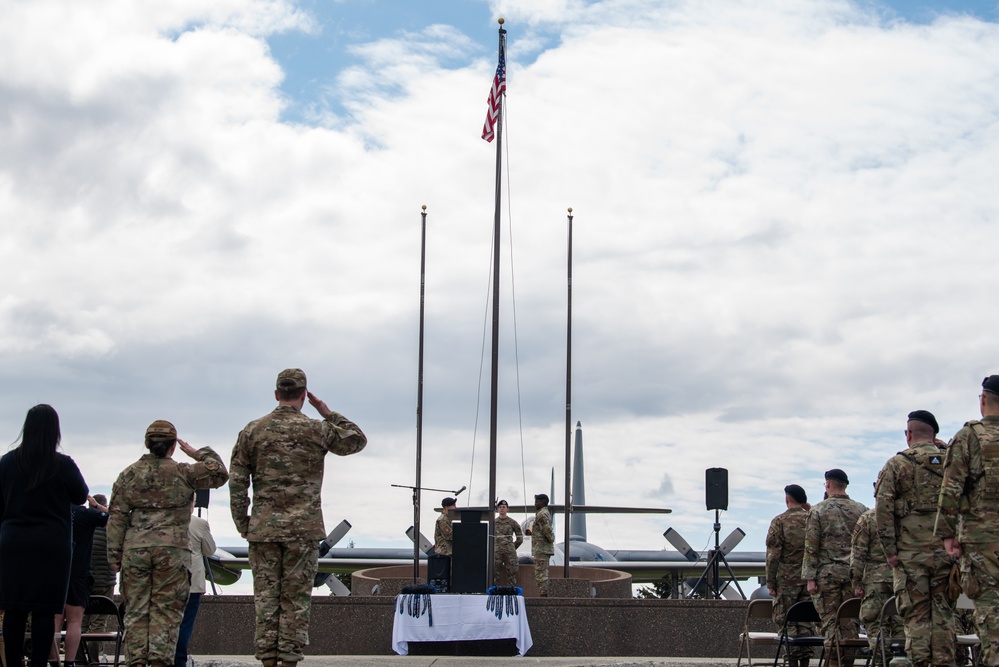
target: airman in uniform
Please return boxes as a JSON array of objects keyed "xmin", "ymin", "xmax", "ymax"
[
  {"xmin": 525, "ymin": 493, "xmax": 555, "ymax": 597},
  {"xmin": 876, "ymin": 409, "xmax": 955, "ymax": 667},
  {"xmin": 936, "ymin": 375, "xmax": 999, "ymax": 667},
  {"xmin": 803, "ymin": 468, "xmax": 868, "ymax": 667},
  {"xmin": 230, "ymin": 369, "xmax": 367, "ymax": 667},
  {"xmin": 852, "ymin": 501, "xmax": 902, "ymax": 667},
  {"xmin": 766, "ymin": 483, "xmax": 814, "ymax": 667},
  {"xmin": 107, "ymin": 421, "xmax": 229, "ymax": 667},
  {"xmin": 493, "ymin": 499, "xmax": 524, "ymax": 587},
  {"xmin": 433, "ymin": 497, "xmax": 456, "ymax": 556}
]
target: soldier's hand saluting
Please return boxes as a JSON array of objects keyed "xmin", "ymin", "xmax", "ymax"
[
  {"xmin": 307, "ymin": 391, "xmax": 333, "ymax": 419},
  {"xmin": 177, "ymin": 438, "xmax": 199, "ymax": 458}
]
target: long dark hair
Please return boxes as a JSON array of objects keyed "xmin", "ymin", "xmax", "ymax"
[{"xmin": 16, "ymin": 404, "xmax": 62, "ymax": 490}]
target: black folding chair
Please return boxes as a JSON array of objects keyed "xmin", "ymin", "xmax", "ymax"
[
  {"xmin": 868, "ymin": 596, "xmax": 905, "ymax": 667},
  {"xmin": 773, "ymin": 599, "xmax": 826, "ymax": 667},
  {"xmin": 78, "ymin": 595, "xmax": 124, "ymax": 667}
]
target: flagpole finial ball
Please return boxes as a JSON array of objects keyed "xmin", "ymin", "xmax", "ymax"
[
  {"xmin": 422, "ymin": 205, "xmax": 427, "ymax": 211},
  {"xmin": 567, "ymin": 207, "xmax": 572, "ymax": 213},
  {"xmin": 498, "ymin": 17, "xmax": 505, "ymax": 25}
]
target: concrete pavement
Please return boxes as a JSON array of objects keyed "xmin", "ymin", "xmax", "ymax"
[{"xmin": 196, "ymin": 658, "xmax": 742, "ymax": 667}]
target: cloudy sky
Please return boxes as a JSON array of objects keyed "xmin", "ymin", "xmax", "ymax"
[{"xmin": 3, "ymin": 0, "xmax": 999, "ymax": 585}]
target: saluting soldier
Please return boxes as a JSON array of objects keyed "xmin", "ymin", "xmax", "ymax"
[
  {"xmin": 803, "ymin": 469, "xmax": 868, "ymax": 667},
  {"xmin": 107, "ymin": 421, "xmax": 229, "ymax": 667},
  {"xmin": 230, "ymin": 369, "xmax": 367, "ymax": 667},
  {"xmin": 766, "ymin": 483, "xmax": 814, "ymax": 667},
  {"xmin": 936, "ymin": 375, "xmax": 999, "ymax": 667}
]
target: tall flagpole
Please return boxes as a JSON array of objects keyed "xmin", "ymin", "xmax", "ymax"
[
  {"xmin": 414, "ymin": 204, "xmax": 427, "ymax": 583},
  {"xmin": 486, "ymin": 17, "xmax": 506, "ymax": 588},
  {"xmin": 563, "ymin": 207, "xmax": 573, "ymax": 578}
]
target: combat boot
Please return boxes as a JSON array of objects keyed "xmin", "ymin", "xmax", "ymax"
[
  {"xmin": 279, "ymin": 661, "xmax": 298, "ymax": 667},
  {"xmin": 261, "ymin": 659, "xmax": 277, "ymax": 667}
]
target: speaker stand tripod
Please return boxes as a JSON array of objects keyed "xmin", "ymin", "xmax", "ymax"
[{"xmin": 690, "ymin": 509, "xmax": 745, "ymax": 599}]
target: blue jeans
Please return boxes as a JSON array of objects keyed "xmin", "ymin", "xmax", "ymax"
[{"xmin": 174, "ymin": 593, "xmax": 202, "ymax": 666}]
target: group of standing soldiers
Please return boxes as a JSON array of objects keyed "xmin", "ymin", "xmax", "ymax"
[
  {"xmin": 433, "ymin": 492, "xmax": 555, "ymax": 596},
  {"xmin": 766, "ymin": 374, "xmax": 999, "ymax": 667}
]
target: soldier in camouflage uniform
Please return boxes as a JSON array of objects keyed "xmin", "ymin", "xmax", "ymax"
[
  {"xmin": 230, "ymin": 369, "xmax": 366, "ymax": 667},
  {"xmin": 494, "ymin": 499, "xmax": 524, "ymax": 586},
  {"xmin": 526, "ymin": 493, "xmax": 555, "ymax": 597},
  {"xmin": 876, "ymin": 409, "xmax": 955, "ymax": 667},
  {"xmin": 803, "ymin": 468, "xmax": 868, "ymax": 667},
  {"xmin": 107, "ymin": 420, "xmax": 229, "ymax": 667},
  {"xmin": 936, "ymin": 375, "xmax": 999, "ymax": 667},
  {"xmin": 765, "ymin": 483, "xmax": 814, "ymax": 667},
  {"xmin": 852, "ymin": 500, "xmax": 902, "ymax": 667},
  {"xmin": 433, "ymin": 496, "xmax": 456, "ymax": 556}
]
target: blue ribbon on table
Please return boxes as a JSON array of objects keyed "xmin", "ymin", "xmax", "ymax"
[
  {"xmin": 398, "ymin": 593, "xmax": 433, "ymax": 626},
  {"xmin": 485, "ymin": 593, "xmax": 520, "ymax": 619}
]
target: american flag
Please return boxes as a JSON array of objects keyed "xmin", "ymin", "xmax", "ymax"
[{"xmin": 481, "ymin": 51, "xmax": 506, "ymax": 143}]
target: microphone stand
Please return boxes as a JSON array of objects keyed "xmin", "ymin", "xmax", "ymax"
[{"xmin": 392, "ymin": 483, "xmax": 466, "ymax": 582}]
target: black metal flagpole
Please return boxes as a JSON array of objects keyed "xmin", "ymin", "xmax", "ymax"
[
  {"xmin": 563, "ymin": 207, "xmax": 573, "ymax": 578},
  {"xmin": 486, "ymin": 18, "xmax": 506, "ymax": 588},
  {"xmin": 413, "ymin": 204, "xmax": 428, "ymax": 583}
]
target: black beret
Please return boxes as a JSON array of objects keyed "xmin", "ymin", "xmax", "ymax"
[
  {"xmin": 825, "ymin": 468, "xmax": 849, "ymax": 484},
  {"xmin": 534, "ymin": 493, "xmax": 549, "ymax": 504},
  {"xmin": 984, "ymin": 375, "xmax": 999, "ymax": 395},
  {"xmin": 784, "ymin": 484, "xmax": 807, "ymax": 504},
  {"xmin": 907, "ymin": 409, "xmax": 939, "ymax": 434},
  {"xmin": 442, "ymin": 497, "xmax": 457, "ymax": 507}
]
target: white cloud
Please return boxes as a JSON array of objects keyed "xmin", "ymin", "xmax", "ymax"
[{"xmin": 1, "ymin": 0, "xmax": 997, "ymax": 564}]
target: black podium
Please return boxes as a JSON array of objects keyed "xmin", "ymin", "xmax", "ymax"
[{"xmin": 451, "ymin": 510, "xmax": 488, "ymax": 593}]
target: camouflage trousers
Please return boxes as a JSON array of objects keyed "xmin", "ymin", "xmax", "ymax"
[
  {"xmin": 958, "ymin": 542, "xmax": 999, "ymax": 667},
  {"xmin": 773, "ymin": 585, "xmax": 815, "ymax": 661},
  {"xmin": 860, "ymin": 581, "xmax": 902, "ymax": 667},
  {"xmin": 494, "ymin": 545, "xmax": 519, "ymax": 587},
  {"xmin": 248, "ymin": 540, "xmax": 318, "ymax": 662},
  {"xmin": 811, "ymin": 571, "xmax": 858, "ymax": 654},
  {"xmin": 894, "ymin": 555, "xmax": 956, "ymax": 667},
  {"xmin": 532, "ymin": 553, "xmax": 551, "ymax": 596},
  {"xmin": 120, "ymin": 546, "xmax": 190, "ymax": 667}
]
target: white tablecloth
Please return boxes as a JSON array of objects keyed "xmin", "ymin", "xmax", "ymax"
[{"xmin": 392, "ymin": 594, "xmax": 532, "ymax": 656}]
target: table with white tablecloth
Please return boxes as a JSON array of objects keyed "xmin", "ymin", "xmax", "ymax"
[{"xmin": 392, "ymin": 594, "xmax": 532, "ymax": 656}]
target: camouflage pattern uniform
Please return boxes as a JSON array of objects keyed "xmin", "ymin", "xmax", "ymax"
[
  {"xmin": 851, "ymin": 508, "xmax": 902, "ymax": 667},
  {"xmin": 802, "ymin": 493, "xmax": 868, "ymax": 661},
  {"xmin": 766, "ymin": 506, "xmax": 814, "ymax": 665},
  {"xmin": 877, "ymin": 440, "xmax": 955, "ymax": 667},
  {"xmin": 530, "ymin": 507, "xmax": 555, "ymax": 596},
  {"xmin": 434, "ymin": 511, "xmax": 453, "ymax": 556},
  {"xmin": 494, "ymin": 515, "xmax": 524, "ymax": 586},
  {"xmin": 230, "ymin": 404, "xmax": 366, "ymax": 664},
  {"xmin": 936, "ymin": 415, "xmax": 999, "ymax": 667},
  {"xmin": 107, "ymin": 445, "xmax": 228, "ymax": 667}
]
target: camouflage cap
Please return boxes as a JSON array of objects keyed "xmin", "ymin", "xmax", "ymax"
[
  {"xmin": 276, "ymin": 368, "xmax": 307, "ymax": 391},
  {"xmin": 145, "ymin": 419, "xmax": 177, "ymax": 439},
  {"xmin": 983, "ymin": 375, "xmax": 999, "ymax": 395},
  {"xmin": 824, "ymin": 468, "xmax": 849, "ymax": 484},
  {"xmin": 907, "ymin": 409, "xmax": 939, "ymax": 434}
]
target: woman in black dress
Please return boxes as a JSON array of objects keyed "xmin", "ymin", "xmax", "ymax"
[{"xmin": 0, "ymin": 404, "xmax": 88, "ymax": 667}]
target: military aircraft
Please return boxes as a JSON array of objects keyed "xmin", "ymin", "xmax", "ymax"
[{"xmin": 207, "ymin": 422, "xmax": 767, "ymax": 597}]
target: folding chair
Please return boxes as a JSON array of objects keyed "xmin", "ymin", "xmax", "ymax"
[
  {"xmin": 956, "ymin": 594, "xmax": 980, "ymax": 667},
  {"xmin": 866, "ymin": 596, "xmax": 906, "ymax": 667},
  {"xmin": 773, "ymin": 599, "xmax": 825, "ymax": 667},
  {"xmin": 78, "ymin": 596, "xmax": 124, "ymax": 667},
  {"xmin": 737, "ymin": 598, "xmax": 780, "ymax": 667},
  {"xmin": 829, "ymin": 597, "xmax": 868, "ymax": 667}
]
